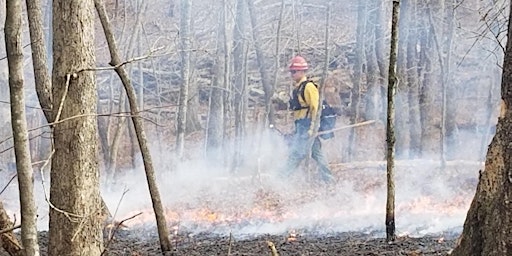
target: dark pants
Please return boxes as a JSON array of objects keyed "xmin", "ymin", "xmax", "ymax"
[{"xmin": 280, "ymin": 119, "xmax": 334, "ymax": 183}]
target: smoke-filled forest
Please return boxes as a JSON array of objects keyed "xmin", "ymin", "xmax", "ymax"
[{"xmin": 0, "ymin": 0, "xmax": 510, "ymax": 255}]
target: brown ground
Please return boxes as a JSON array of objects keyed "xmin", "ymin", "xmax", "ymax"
[{"xmin": 28, "ymin": 229, "xmax": 456, "ymax": 256}]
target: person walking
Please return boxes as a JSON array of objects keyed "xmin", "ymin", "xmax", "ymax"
[{"xmin": 280, "ymin": 55, "xmax": 335, "ymax": 183}]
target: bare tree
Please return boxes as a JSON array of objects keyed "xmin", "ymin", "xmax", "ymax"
[
  {"xmin": 231, "ymin": 0, "xmax": 248, "ymax": 172},
  {"xmin": 49, "ymin": 0, "xmax": 103, "ymax": 254},
  {"xmin": 451, "ymin": 3, "xmax": 512, "ymax": 255},
  {"xmin": 206, "ymin": 0, "xmax": 228, "ymax": 161},
  {"xmin": 418, "ymin": 1, "xmax": 439, "ymax": 157},
  {"xmin": 5, "ymin": 0, "xmax": 39, "ymax": 254},
  {"xmin": 386, "ymin": 0, "xmax": 400, "ymax": 243},
  {"xmin": 247, "ymin": 0, "xmax": 275, "ymax": 126},
  {"xmin": 176, "ymin": 0, "xmax": 192, "ymax": 158},
  {"xmin": 364, "ymin": 0, "xmax": 381, "ymax": 121},
  {"xmin": 26, "ymin": 0, "xmax": 52, "ymax": 122},
  {"xmin": 406, "ymin": 0, "xmax": 421, "ymax": 157},
  {"xmin": 347, "ymin": 0, "xmax": 367, "ymax": 161},
  {"xmin": 94, "ymin": 0, "xmax": 172, "ymax": 253}
]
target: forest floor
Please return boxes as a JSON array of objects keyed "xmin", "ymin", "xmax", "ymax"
[
  {"xmin": 2, "ymin": 158, "xmax": 477, "ymax": 256},
  {"xmin": 28, "ymin": 229, "xmax": 458, "ymax": 255}
]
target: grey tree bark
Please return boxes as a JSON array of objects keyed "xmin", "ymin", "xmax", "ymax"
[
  {"xmin": 443, "ymin": 0, "xmax": 457, "ymax": 161},
  {"xmin": 395, "ymin": 0, "xmax": 411, "ymax": 159},
  {"xmin": 26, "ymin": 0, "xmax": 52, "ymax": 123},
  {"xmin": 5, "ymin": 0, "xmax": 39, "ymax": 254},
  {"xmin": 176, "ymin": 0, "xmax": 192, "ymax": 158},
  {"xmin": 451, "ymin": 3, "xmax": 512, "ymax": 254},
  {"xmin": 49, "ymin": 0, "xmax": 103, "ymax": 254},
  {"xmin": 418, "ymin": 2, "xmax": 439, "ymax": 156},
  {"xmin": 247, "ymin": 0, "xmax": 275, "ymax": 126},
  {"xmin": 406, "ymin": 0, "xmax": 421, "ymax": 157},
  {"xmin": 206, "ymin": 0, "xmax": 228, "ymax": 161},
  {"xmin": 364, "ymin": 0, "xmax": 381, "ymax": 121},
  {"xmin": 347, "ymin": 0, "xmax": 367, "ymax": 161},
  {"xmin": 94, "ymin": 0, "xmax": 172, "ymax": 253},
  {"xmin": 231, "ymin": 0, "xmax": 248, "ymax": 172},
  {"xmin": 386, "ymin": 0, "xmax": 400, "ymax": 243}
]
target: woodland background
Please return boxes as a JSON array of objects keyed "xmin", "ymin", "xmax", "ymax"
[{"xmin": 0, "ymin": 0, "xmax": 507, "ymax": 239}]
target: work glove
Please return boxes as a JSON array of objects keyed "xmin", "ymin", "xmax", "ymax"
[{"xmin": 307, "ymin": 129, "xmax": 314, "ymax": 137}]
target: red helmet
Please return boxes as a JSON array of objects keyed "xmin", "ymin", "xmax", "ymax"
[{"xmin": 289, "ymin": 55, "xmax": 309, "ymax": 71}]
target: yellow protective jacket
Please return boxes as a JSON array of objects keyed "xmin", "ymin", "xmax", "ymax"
[{"xmin": 293, "ymin": 77, "xmax": 319, "ymax": 129}]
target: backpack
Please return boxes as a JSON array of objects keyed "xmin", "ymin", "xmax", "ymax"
[{"xmin": 289, "ymin": 80, "xmax": 337, "ymax": 140}]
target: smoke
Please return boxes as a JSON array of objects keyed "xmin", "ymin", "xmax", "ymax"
[{"xmin": 91, "ymin": 128, "xmax": 479, "ymax": 239}]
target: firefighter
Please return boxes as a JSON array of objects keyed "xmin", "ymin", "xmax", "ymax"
[{"xmin": 280, "ymin": 55, "xmax": 334, "ymax": 183}]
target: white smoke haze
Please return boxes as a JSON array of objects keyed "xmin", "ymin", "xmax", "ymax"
[{"xmin": 91, "ymin": 128, "xmax": 479, "ymax": 239}]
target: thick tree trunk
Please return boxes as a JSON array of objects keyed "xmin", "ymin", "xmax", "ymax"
[
  {"xmin": 49, "ymin": 0, "xmax": 103, "ymax": 255},
  {"xmin": 5, "ymin": 0, "xmax": 39, "ymax": 254},
  {"xmin": 451, "ymin": 4, "xmax": 512, "ymax": 254}
]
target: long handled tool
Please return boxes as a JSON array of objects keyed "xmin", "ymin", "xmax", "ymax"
[
  {"xmin": 317, "ymin": 120, "xmax": 376, "ymax": 136},
  {"xmin": 270, "ymin": 120, "xmax": 376, "ymax": 137}
]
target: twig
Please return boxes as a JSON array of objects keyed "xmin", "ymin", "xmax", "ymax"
[
  {"xmin": 101, "ymin": 212, "xmax": 143, "ymax": 256},
  {"xmin": 0, "ymin": 224, "xmax": 21, "ymax": 235},
  {"xmin": 39, "ymin": 150, "xmax": 82, "ymax": 221},
  {"xmin": 227, "ymin": 231, "xmax": 233, "ymax": 256},
  {"xmin": 266, "ymin": 241, "xmax": 279, "ymax": 256},
  {"xmin": 77, "ymin": 46, "xmax": 165, "ymax": 73},
  {"xmin": 107, "ymin": 188, "xmax": 130, "ymax": 239},
  {"xmin": 0, "ymin": 174, "xmax": 17, "ymax": 196}
]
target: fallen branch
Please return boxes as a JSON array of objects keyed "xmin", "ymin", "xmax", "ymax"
[{"xmin": 101, "ymin": 212, "xmax": 143, "ymax": 256}]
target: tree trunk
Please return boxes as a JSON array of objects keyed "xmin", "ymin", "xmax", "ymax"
[
  {"xmin": 26, "ymin": 0, "xmax": 52, "ymax": 123},
  {"xmin": 247, "ymin": 0, "xmax": 275, "ymax": 126},
  {"xmin": 231, "ymin": 0, "xmax": 248, "ymax": 173},
  {"xmin": 443, "ymin": 0, "xmax": 457, "ymax": 161},
  {"xmin": 348, "ymin": 0, "xmax": 367, "ymax": 161},
  {"xmin": 407, "ymin": 0, "xmax": 421, "ymax": 158},
  {"xmin": 107, "ymin": 91, "xmax": 127, "ymax": 182},
  {"xmin": 206, "ymin": 0, "xmax": 227, "ymax": 162},
  {"xmin": 385, "ymin": 0, "xmax": 400, "ymax": 243},
  {"xmin": 49, "ymin": 0, "xmax": 103, "ymax": 254},
  {"xmin": 395, "ymin": 0, "xmax": 411, "ymax": 159},
  {"xmin": 176, "ymin": 0, "xmax": 192, "ymax": 158},
  {"xmin": 418, "ymin": 2, "xmax": 439, "ymax": 157},
  {"xmin": 94, "ymin": 0, "xmax": 172, "ymax": 253},
  {"xmin": 451, "ymin": 3, "xmax": 512, "ymax": 255},
  {"xmin": 5, "ymin": 0, "xmax": 39, "ymax": 254},
  {"xmin": 364, "ymin": 0, "xmax": 380, "ymax": 121}
]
